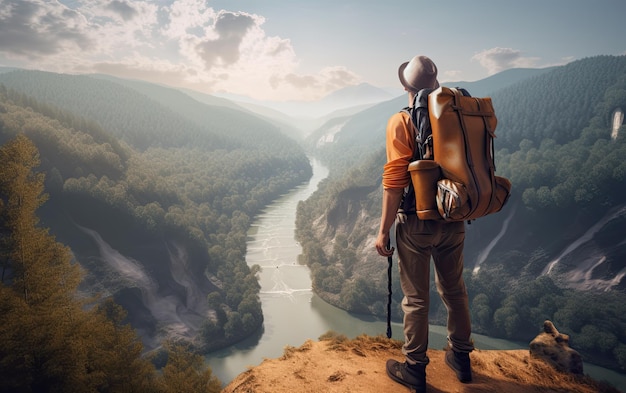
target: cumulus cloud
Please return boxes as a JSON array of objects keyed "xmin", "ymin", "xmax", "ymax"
[
  {"xmin": 280, "ymin": 73, "xmax": 319, "ymax": 90},
  {"xmin": 196, "ymin": 11, "xmax": 255, "ymax": 68},
  {"xmin": 106, "ymin": 0, "xmax": 138, "ymax": 21},
  {"xmin": 472, "ymin": 47, "xmax": 539, "ymax": 74},
  {"xmin": 322, "ymin": 67, "xmax": 359, "ymax": 89},
  {"xmin": 0, "ymin": 0, "xmax": 361, "ymax": 101},
  {"xmin": 0, "ymin": 0, "xmax": 93, "ymax": 59}
]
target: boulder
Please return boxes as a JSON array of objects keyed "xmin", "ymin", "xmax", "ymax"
[{"xmin": 529, "ymin": 320, "xmax": 584, "ymax": 374}]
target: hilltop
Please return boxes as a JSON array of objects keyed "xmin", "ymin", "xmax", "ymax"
[{"xmin": 222, "ymin": 334, "xmax": 620, "ymax": 393}]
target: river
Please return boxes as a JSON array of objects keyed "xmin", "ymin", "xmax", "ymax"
[{"xmin": 206, "ymin": 158, "xmax": 626, "ymax": 392}]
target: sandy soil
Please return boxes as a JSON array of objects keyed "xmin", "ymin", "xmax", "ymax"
[{"xmin": 222, "ymin": 334, "xmax": 620, "ymax": 393}]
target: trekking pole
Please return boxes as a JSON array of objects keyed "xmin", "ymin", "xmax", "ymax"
[{"xmin": 386, "ymin": 238, "xmax": 392, "ymax": 338}]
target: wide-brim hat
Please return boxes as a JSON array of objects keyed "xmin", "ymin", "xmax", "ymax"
[{"xmin": 398, "ymin": 55, "xmax": 439, "ymax": 92}]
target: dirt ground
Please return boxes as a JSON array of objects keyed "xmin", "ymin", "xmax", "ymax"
[{"xmin": 221, "ymin": 334, "xmax": 621, "ymax": 393}]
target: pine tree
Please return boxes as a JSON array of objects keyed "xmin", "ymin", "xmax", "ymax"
[
  {"xmin": 160, "ymin": 341, "xmax": 221, "ymax": 393},
  {"xmin": 0, "ymin": 134, "xmax": 85, "ymax": 391},
  {"xmin": 0, "ymin": 135, "xmax": 160, "ymax": 392},
  {"xmin": 0, "ymin": 135, "xmax": 225, "ymax": 392}
]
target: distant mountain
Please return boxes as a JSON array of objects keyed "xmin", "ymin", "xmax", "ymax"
[
  {"xmin": 0, "ymin": 69, "xmax": 300, "ymax": 151},
  {"xmin": 91, "ymin": 76, "xmax": 309, "ymax": 141},
  {"xmin": 90, "ymin": 74, "xmax": 246, "ymax": 111},
  {"xmin": 208, "ymin": 68, "xmax": 556, "ymax": 135},
  {"xmin": 0, "ymin": 66, "xmax": 19, "ymax": 74},
  {"xmin": 305, "ymin": 65, "xmax": 576, "ymax": 167},
  {"xmin": 320, "ymin": 82, "xmax": 395, "ymax": 106},
  {"xmin": 87, "ymin": 72, "xmax": 307, "ymax": 143},
  {"xmin": 449, "ymin": 67, "xmax": 557, "ymax": 97},
  {"xmin": 215, "ymin": 82, "xmax": 394, "ymax": 120},
  {"xmin": 179, "ymin": 87, "xmax": 309, "ymax": 140},
  {"xmin": 210, "ymin": 69, "xmax": 559, "ymax": 138}
]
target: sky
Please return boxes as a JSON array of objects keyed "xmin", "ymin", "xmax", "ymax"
[{"xmin": 0, "ymin": 0, "xmax": 625, "ymax": 102}]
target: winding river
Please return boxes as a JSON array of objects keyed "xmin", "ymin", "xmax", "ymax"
[{"xmin": 206, "ymin": 159, "xmax": 626, "ymax": 391}]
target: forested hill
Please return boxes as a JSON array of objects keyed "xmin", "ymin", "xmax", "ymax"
[
  {"xmin": 295, "ymin": 55, "xmax": 626, "ymax": 374},
  {"xmin": 0, "ymin": 69, "xmax": 300, "ymax": 151},
  {"xmin": 0, "ymin": 71, "xmax": 312, "ymax": 355},
  {"xmin": 493, "ymin": 55, "xmax": 626, "ymax": 148}
]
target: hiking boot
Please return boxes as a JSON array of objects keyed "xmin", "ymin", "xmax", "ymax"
[
  {"xmin": 386, "ymin": 359, "xmax": 426, "ymax": 393},
  {"xmin": 445, "ymin": 349, "xmax": 472, "ymax": 383}
]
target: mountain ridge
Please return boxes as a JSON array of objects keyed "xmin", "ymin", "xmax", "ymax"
[{"xmin": 214, "ymin": 82, "xmax": 393, "ymax": 119}]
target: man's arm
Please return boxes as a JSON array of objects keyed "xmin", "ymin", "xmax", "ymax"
[{"xmin": 375, "ymin": 187, "xmax": 403, "ymax": 257}]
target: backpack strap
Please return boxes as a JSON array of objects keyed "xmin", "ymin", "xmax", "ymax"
[
  {"xmin": 398, "ymin": 88, "xmax": 435, "ymax": 213},
  {"xmin": 403, "ymin": 87, "xmax": 435, "ymax": 160},
  {"xmin": 414, "ymin": 88, "xmax": 433, "ymax": 160}
]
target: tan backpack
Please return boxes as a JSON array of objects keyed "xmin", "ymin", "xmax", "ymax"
[{"xmin": 408, "ymin": 86, "xmax": 511, "ymax": 222}]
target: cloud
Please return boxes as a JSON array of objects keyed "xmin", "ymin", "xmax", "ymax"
[
  {"xmin": 0, "ymin": 0, "xmax": 93, "ymax": 59},
  {"xmin": 267, "ymin": 66, "xmax": 359, "ymax": 101},
  {"xmin": 158, "ymin": 1, "xmax": 359, "ymax": 100},
  {"xmin": 321, "ymin": 67, "xmax": 359, "ymax": 89},
  {"xmin": 441, "ymin": 70, "xmax": 463, "ymax": 82},
  {"xmin": 196, "ymin": 11, "xmax": 255, "ymax": 68},
  {"xmin": 0, "ymin": 0, "xmax": 362, "ymax": 101},
  {"xmin": 280, "ymin": 73, "xmax": 319, "ymax": 90},
  {"xmin": 472, "ymin": 47, "xmax": 539, "ymax": 74},
  {"xmin": 106, "ymin": 0, "xmax": 138, "ymax": 21}
]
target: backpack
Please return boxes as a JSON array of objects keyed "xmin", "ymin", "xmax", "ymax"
[{"xmin": 404, "ymin": 86, "xmax": 511, "ymax": 222}]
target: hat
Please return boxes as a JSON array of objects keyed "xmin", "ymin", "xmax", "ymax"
[{"xmin": 398, "ymin": 55, "xmax": 439, "ymax": 92}]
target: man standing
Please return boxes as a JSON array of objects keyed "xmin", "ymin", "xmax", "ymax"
[{"xmin": 375, "ymin": 55, "xmax": 474, "ymax": 392}]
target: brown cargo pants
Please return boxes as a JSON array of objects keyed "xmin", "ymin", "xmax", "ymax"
[{"xmin": 395, "ymin": 213, "xmax": 474, "ymax": 365}]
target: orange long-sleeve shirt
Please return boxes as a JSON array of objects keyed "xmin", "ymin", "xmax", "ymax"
[{"xmin": 382, "ymin": 111, "xmax": 415, "ymax": 189}]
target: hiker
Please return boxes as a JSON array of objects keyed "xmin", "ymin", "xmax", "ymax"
[{"xmin": 375, "ymin": 55, "xmax": 474, "ymax": 392}]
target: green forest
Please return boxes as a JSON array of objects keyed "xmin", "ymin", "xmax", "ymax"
[
  {"xmin": 0, "ymin": 135, "xmax": 222, "ymax": 392},
  {"xmin": 0, "ymin": 71, "xmax": 312, "ymax": 391},
  {"xmin": 295, "ymin": 56, "xmax": 626, "ymax": 373}
]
